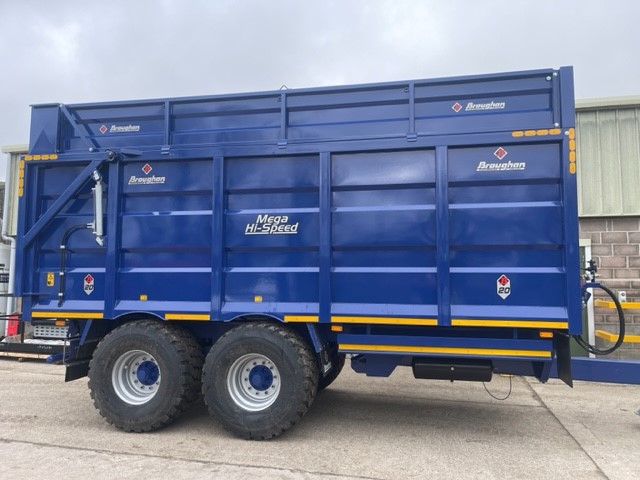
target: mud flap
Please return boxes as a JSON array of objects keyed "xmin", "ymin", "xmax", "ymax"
[{"xmin": 554, "ymin": 334, "xmax": 573, "ymax": 387}]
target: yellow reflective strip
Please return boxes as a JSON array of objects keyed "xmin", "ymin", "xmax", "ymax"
[
  {"xmin": 569, "ymin": 139, "xmax": 576, "ymax": 151},
  {"xmin": 594, "ymin": 300, "xmax": 640, "ymax": 309},
  {"xmin": 549, "ymin": 128, "xmax": 562, "ymax": 135},
  {"xmin": 284, "ymin": 315, "xmax": 319, "ymax": 323},
  {"xmin": 339, "ymin": 344, "xmax": 551, "ymax": 358},
  {"xmin": 50, "ymin": 154, "xmax": 58, "ymax": 160},
  {"xmin": 524, "ymin": 130, "xmax": 536, "ymax": 136},
  {"xmin": 595, "ymin": 329, "xmax": 640, "ymax": 343},
  {"xmin": 569, "ymin": 151, "xmax": 576, "ymax": 162},
  {"xmin": 568, "ymin": 128, "xmax": 575, "ymax": 139},
  {"xmin": 32, "ymin": 311, "xmax": 104, "ymax": 319},
  {"xmin": 512, "ymin": 131, "xmax": 524, "ymax": 137},
  {"xmin": 41, "ymin": 154, "xmax": 50, "ymax": 160},
  {"xmin": 33, "ymin": 155, "xmax": 41, "ymax": 160},
  {"xmin": 569, "ymin": 163, "xmax": 576, "ymax": 174},
  {"xmin": 25, "ymin": 155, "xmax": 33, "ymax": 161},
  {"xmin": 536, "ymin": 129, "xmax": 549, "ymax": 136},
  {"xmin": 19, "ymin": 160, "xmax": 25, "ymax": 168},
  {"xmin": 331, "ymin": 316, "xmax": 438, "ymax": 326},
  {"xmin": 452, "ymin": 319, "xmax": 568, "ymax": 329},
  {"xmin": 165, "ymin": 313, "xmax": 210, "ymax": 321}
]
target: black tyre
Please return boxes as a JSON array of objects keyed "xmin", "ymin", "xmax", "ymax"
[
  {"xmin": 318, "ymin": 349, "xmax": 346, "ymax": 390},
  {"xmin": 202, "ymin": 322, "xmax": 318, "ymax": 440},
  {"xmin": 88, "ymin": 319, "xmax": 203, "ymax": 432}
]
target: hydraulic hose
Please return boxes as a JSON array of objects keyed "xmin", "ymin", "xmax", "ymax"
[
  {"xmin": 58, "ymin": 224, "xmax": 91, "ymax": 306},
  {"xmin": 574, "ymin": 283, "xmax": 625, "ymax": 355}
]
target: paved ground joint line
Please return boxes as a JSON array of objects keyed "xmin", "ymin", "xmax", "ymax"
[
  {"xmin": 0, "ymin": 437, "xmax": 378, "ymax": 480},
  {"xmin": 523, "ymin": 381, "xmax": 609, "ymax": 480}
]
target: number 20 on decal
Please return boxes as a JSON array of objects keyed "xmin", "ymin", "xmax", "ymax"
[{"xmin": 497, "ymin": 274, "xmax": 511, "ymax": 300}]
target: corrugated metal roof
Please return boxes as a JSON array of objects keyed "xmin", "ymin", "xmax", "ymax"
[
  {"xmin": 576, "ymin": 99, "xmax": 640, "ymax": 217},
  {"xmin": 1, "ymin": 144, "xmax": 28, "ymax": 154},
  {"xmin": 577, "ymin": 96, "xmax": 640, "ymax": 110}
]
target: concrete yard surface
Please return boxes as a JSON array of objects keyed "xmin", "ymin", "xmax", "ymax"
[{"xmin": 0, "ymin": 359, "xmax": 639, "ymax": 480}]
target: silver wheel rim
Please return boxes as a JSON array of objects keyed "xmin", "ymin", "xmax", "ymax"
[
  {"xmin": 112, "ymin": 350, "xmax": 161, "ymax": 405},
  {"xmin": 227, "ymin": 354, "xmax": 280, "ymax": 412}
]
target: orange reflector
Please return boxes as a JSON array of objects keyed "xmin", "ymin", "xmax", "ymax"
[
  {"xmin": 569, "ymin": 139, "xmax": 576, "ymax": 151},
  {"xmin": 536, "ymin": 129, "xmax": 549, "ymax": 136},
  {"xmin": 569, "ymin": 151, "xmax": 576, "ymax": 162},
  {"xmin": 569, "ymin": 163, "xmax": 576, "ymax": 174},
  {"xmin": 524, "ymin": 130, "xmax": 536, "ymax": 136},
  {"xmin": 568, "ymin": 128, "xmax": 575, "ymax": 139},
  {"xmin": 549, "ymin": 128, "xmax": 562, "ymax": 135},
  {"xmin": 512, "ymin": 131, "xmax": 524, "ymax": 137},
  {"xmin": 331, "ymin": 325, "xmax": 343, "ymax": 332},
  {"xmin": 55, "ymin": 320, "xmax": 66, "ymax": 326},
  {"xmin": 539, "ymin": 331, "xmax": 553, "ymax": 338}
]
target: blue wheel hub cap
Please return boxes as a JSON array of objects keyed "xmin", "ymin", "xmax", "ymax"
[
  {"xmin": 137, "ymin": 360, "xmax": 160, "ymax": 386},
  {"xmin": 248, "ymin": 365, "xmax": 273, "ymax": 391}
]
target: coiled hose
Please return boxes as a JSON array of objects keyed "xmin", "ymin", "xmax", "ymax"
[{"xmin": 574, "ymin": 283, "xmax": 625, "ymax": 355}]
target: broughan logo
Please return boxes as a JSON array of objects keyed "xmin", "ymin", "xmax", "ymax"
[
  {"xmin": 128, "ymin": 175, "xmax": 166, "ymax": 185},
  {"xmin": 99, "ymin": 124, "xmax": 141, "ymax": 134},
  {"xmin": 464, "ymin": 101, "xmax": 506, "ymax": 111},
  {"xmin": 128, "ymin": 163, "xmax": 166, "ymax": 185},
  {"xmin": 110, "ymin": 124, "xmax": 140, "ymax": 133},
  {"xmin": 476, "ymin": 160, "xmax": 526, "ymax": 172}
]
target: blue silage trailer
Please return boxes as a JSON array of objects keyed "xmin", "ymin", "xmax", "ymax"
[{"xmin": 14, "ymin": 67, "xmax": 635, "ymax": 439}]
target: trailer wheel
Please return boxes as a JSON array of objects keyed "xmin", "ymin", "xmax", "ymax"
[
  {"xmin": 318, "ymin": 349, "xmax": 346, "ymax": 390},
  {"xmin": 88, "ymin": 320, "xmax": 203, "ymax": 432},
  {"xmin": 202, "ymin": 322, "xmax": 318, "ymax": 440}
]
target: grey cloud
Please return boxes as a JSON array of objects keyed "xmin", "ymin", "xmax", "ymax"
[{"xmin": 1, "ymin": 0, "xmax": 639, "ymax": 177}]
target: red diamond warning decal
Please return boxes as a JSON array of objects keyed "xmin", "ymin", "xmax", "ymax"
[
  {"xmin": 494, "ymin": 147, "xmax": 508, "ymax": 160},
  {"xmin": 142, "ymin": 163, "xmax": 153, "ymax": 175},
  {"xmin": 497, "ymin": 274, "xmax": 511, "ymax": 300},
  {"xmin": 452, "ymin": 102, "xmax": 463, "ymax": 113},
  {"xmin": 99, "ymin": 125, "xmax": 108, "ymax": 134},
  {"xmin": 84, "ymin": 274, "xmax": 95, "ymax": 296}
]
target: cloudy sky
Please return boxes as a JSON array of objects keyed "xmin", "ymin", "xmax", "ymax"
[{"xmin": 1, "ymin": 0, "xmax": 639, "ymax": 178}]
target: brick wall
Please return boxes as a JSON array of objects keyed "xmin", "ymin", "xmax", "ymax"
[{"xmin": 579, "ymin": 216, "xmax": 640, "ymax": 358}]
